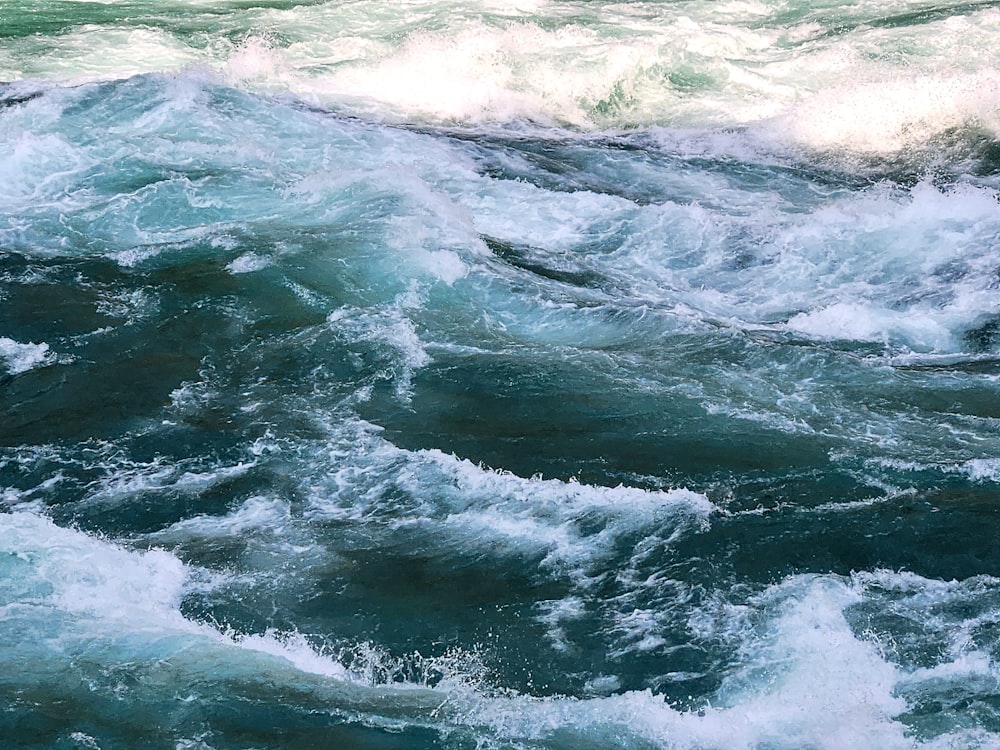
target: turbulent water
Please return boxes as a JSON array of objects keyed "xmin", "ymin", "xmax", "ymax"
[{"xmin": 3, "ymin": 1, "xmax": 1000, "ymax": 748}]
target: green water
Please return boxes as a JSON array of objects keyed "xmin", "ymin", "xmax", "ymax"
[{"xmin": 2, "ymin": 1, "xmax": 1000, "ymax": 748}]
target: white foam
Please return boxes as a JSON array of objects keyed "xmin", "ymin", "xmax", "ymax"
[
  {"xmin": 235, "ymin": 629, "xmax": 351, "ymax": 680},
  {"xmin": 0, "ymin": 337, "xmax": 54, "ymax": 375},
  {"xmin": 418, "ymin": 449, "xmax": 714, "ymax": 566},
  {"xmin": 610, "ymin": 608, "xmax": 668, "ymax": 653},
  {"xmin": 960, "ymin": 458, "xmax": 1000, "ymax": 483},
  {"xmin": 293, "ymin": 22, "xmax": 604, "ymax": 126},
  {"xmin": 903, "ymin": 650, "xmax": 996, "ymax": 684},
  {"xmin": 224, "ymin": 35, "xmax": 288, "ymax": 87},
  {"xmin": 770, "ymin": 68, "xmax": 1000, "ymax": 155},
  {"xmin": 536, "ymin": 596, "xmax": 586, "ymax": 652},
  {"xmin": 327, "ymin": 303, "xmax": 432, "ymax": 401},
  {"xmin": 447, "ymin": 166, "xmax": 1000, "ymax": 354},
  {"xmin": 68, "ymin": 733, "xmax": 101, "ymax": 750},
  {"xmin": 0, "ymin": 126, "xmax": 94, "ymax": 215},
  {"xmin": 95, "ymin": 288, "xmax": 159, "ymax": 321},
  {"xmin": 785, "ymin": 301, "xmax": 953, "ymax": 348},
  {"xmin": 0, "ymin": 511, "xmax": 359, "ymax": 683},
  {"xmin": 186, "ymin": 5, "xmax": 1000, "ymax": 152},
  {"xmin": 0, "ymin": 26, "xmax": 199, "ymax": 85},
  {"xmin": 8, "ymin": 42, "xmax": 998, "ymax": 365},
  {"xmin": 286, "ymin": 3, "xmax": 1000, "ymax": 154},
  {"xmin": 449, "ymin": 572, "xmax": 1000, "ymax": 749},
  {"xmin": 302, "ymin": 416, "xmax": 715, "ymax": 598},
  {"xmin": 608, "ymin": 178, "xmax": 1000, "ymax": 354},
  {"xmin": 0, "ymin": 511, "xmax": 190, "ymax": 626},
  {"xmin": 3, "ymin": 0, "xmax": 1000, "ymax": 156},
  {"xmin": 711, "ymin": 576, "xmax": 910, "ymax": 748},
  {"xmin": 159, "ymin": 495, "xmax": 291, "ymax": 538},
  {"xmin": 85, "ymin": 459, "xmax": 257, "ymax": 505},
  {"xmin": 4, "ymin": 509, "xmax": 999, "ymax": 746},
  {"xmin": 225, "ymin": 252, "xmax": 272, "ymax": 274}
]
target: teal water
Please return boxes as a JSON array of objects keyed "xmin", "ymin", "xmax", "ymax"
[{"xmin": 2, "ymin": 2, "xmax": 1000, "ymax": 748}]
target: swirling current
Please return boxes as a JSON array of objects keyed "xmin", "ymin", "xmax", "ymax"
[{"xmin": 2, "ymin": 1, "xmax": 1000, "ymax": 748}]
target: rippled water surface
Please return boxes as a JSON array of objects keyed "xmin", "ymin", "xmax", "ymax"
[{"xmin": 2, "ymin": 1, "xmax": 1000, "ymax": 748}]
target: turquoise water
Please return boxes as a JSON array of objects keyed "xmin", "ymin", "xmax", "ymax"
[{"xmin": 2, "ymin": 1, "xmax": 1000, "ymax": 748}]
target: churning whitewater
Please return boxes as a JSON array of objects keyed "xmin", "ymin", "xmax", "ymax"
[{"xmin": 2, "ymin": 1, "xmax": 1000, "ymax": 748}]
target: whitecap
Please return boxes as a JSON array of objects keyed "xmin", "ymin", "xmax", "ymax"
[{"xmin": 0, "ymin": 336, "xmax": 54, "ymax": 375}]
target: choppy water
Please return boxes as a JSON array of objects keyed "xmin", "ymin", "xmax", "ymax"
[{"xmin": 2, "ymin": 1, "xmax": 1000, "ymax": 748}]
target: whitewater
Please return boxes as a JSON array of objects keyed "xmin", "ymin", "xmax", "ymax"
[{"xmin": 2, "ymin": 1, "xmax": 1000, "ymax": 748}]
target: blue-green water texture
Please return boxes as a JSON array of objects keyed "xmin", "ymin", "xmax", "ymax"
[{"xmin": 3, "ymin": 1, "xmax": 1000, "ymax": 748}]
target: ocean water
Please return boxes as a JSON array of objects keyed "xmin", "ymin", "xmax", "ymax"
[{"xmin": 2, "ymin": 1, "xmax": 1000, "ymax": 748}]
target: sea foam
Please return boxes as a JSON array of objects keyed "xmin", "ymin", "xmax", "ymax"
[{"xmin": 0, "ymin": 337, "xmax": 54, "ymax": 375}]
